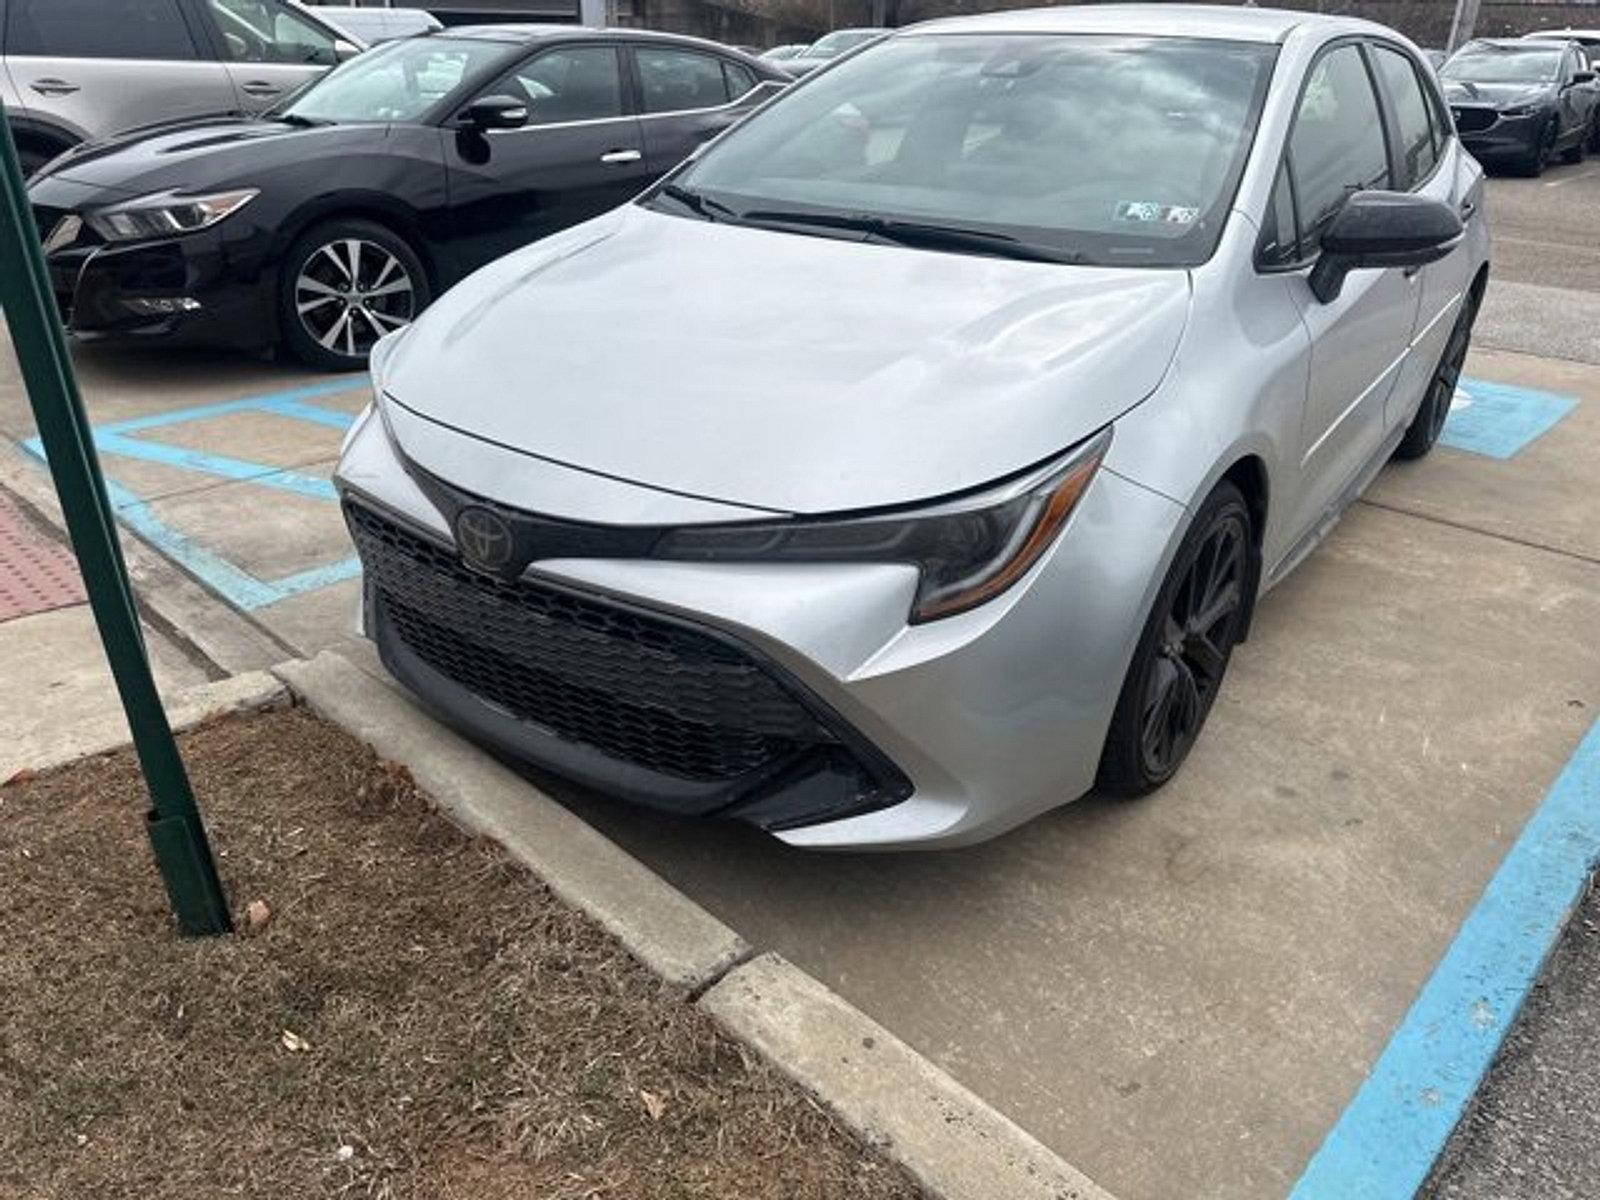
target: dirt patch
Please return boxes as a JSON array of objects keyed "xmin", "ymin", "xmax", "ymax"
[{"xmin": 0, "ymin": 706, "xmax": 925, "ymax": 1200}]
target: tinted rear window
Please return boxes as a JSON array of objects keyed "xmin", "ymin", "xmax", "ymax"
[{"xmin": 7, "ymin": 0, "xmax": 200, "ymax": 60}]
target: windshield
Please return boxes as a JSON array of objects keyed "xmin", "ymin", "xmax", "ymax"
[
  {"xmin": 1443, "ymin": 43, "xmax": 1563, "ymax": 83},
  {"xmin": 664, "ymin": 33, "xmax": 1277, "ymax": 268},
  {"xmin": 807, "ymin": 30, "xmax": 882, "ymax": 59},
  {"xmin": 284, "ymin": 35, "xmax": 508, "ymax": 122}
]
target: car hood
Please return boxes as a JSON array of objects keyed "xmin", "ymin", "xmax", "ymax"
[
  {"xmin": 1442, "ymin": 80, "xmax": 1555, "ymax": 107},
  {"xmin": 382, "ymin": 206, "xmax": 1192, "ymax": 515},
  {"xmin": 35, "ymin": 118, "xmax": 378, "ymax": 196}
]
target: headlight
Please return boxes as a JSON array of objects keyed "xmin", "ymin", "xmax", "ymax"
[
  {"xmin": 86, "ymin": 188, "xmax": 259, "ymax": 243},
  {"xmin": 653, "ymin": 428, "xmax": 1111, "ymax": 623}
]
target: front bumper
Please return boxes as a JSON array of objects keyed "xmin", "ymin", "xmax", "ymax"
[
  {"xmin": 1451, "ymin": 106, "xmax": 1547, "ymax": 161},
  {"xmin": 334, "ymin": 405, "xmax": 1187, "ymax": 848},
  {"xmin": 30, "ymin": 191, "xmax": 275, "ymax": 349}
]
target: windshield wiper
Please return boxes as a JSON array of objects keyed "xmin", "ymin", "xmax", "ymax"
[
  {"xmin": 737, "ymin": 209, "xmax": 1084, "ymax": 264},
  {"xmin": 654, "ymin": 182, "xmax": 740, "ymax": 223}
]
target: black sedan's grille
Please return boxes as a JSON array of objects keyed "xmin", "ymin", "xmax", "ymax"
[
  {"xmin": 346, "ymin": 501, "xmax": 835, "ymax": 784},
  {"xmin": 1451, "ymin": 107, "xmax": 1498, "ymax": 134}
]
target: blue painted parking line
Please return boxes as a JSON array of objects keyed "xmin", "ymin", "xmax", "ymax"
[
  {"xmin": 1443, "ymin": 377, "xmax": 1578, "ymax": 460},
  {"xmin": 1290, "ymin": 718, "xmax": 1600, "ymax": 1200},
  {"xmin": 21, "ymin": 381, "xmax": 364, "ymax": 610}
]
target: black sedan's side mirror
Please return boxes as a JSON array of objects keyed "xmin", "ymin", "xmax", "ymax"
[
  {"xmin": 1309, "ymin": 191, "xmax": 1463, "ymax": 303},
  {"xmin": 459, "ymin": 95, "xmax": 529, "ymax": 132}
]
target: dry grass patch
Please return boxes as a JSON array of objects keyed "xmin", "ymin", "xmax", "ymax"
[{"xmin": 0, "ymin": 706, "xmax": 925, "ymax": 1200}]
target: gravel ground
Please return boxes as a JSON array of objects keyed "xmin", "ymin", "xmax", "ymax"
[
  {"xmin": 1423, "ymin": 878, "xmax": 1600, "ymax": 1199},
  {"xmin": 0, "ymin": 706, "xmax": 925, "ymax": 1200}
]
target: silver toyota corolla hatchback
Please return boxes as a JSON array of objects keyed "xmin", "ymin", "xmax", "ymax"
[{"xmin": 336, "ymin": 5, "xmax": 1491, "ymax": 849}]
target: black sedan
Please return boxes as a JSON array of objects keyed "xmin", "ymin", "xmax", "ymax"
[
  {"xmin": 1441, "ymin": 38, "xmax": 1599, "ymax": 175},
  {"xmin": 26, "ymin": 27, "xmax": 786, "ymax": 368}
]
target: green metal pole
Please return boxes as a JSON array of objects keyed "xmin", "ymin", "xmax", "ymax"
[{"xmin": 0, "ymin": 107, "xmax": 231, "ymax": 935}]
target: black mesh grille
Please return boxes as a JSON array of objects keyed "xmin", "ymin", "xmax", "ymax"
[
  {"xmin": 346, "ymin": 500, "xmax": 835, "ymax": 784},
  {"xmin": 1451, "ymin": 107, "xmax": 1497, "ymax": 134}
]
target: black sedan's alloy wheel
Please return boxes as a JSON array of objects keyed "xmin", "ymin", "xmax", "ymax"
[
  {"xmin": 279, "ymin": 219, "xmax": 430, "ymax": 370},
  {"xmin": 1097, "ymin": 482, "xmax": 1252, "ymax": 798}
]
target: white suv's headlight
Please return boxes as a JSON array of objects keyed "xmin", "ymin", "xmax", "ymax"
[{"xmin": 87, "ymin": 188, "xmax": 259, "ymax": 243}]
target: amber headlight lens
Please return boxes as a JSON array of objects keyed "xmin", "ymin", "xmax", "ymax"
[{"xmin": 653, "ymin": 428, "xmax": 1110, "ymax": 623}]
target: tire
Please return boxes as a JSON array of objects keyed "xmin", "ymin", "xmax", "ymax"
[
  {"xmin": 278, "ymin": 218, "xmax": 430, "ymax": 371},
  {"xmin": 1589, "ymin": 113, "xmax": 1600, "ymax": 154},
  {"xmin": 1096, "ymin": 482, "xmax": 1253, "ymax": 799},
  {"xmin": 1395, "ymin": 283, "xmax": 1480, "ymax": 461},
  {"xmin": 1516, "ymin": 119, "xmax": 1556, "ymax": 176},
  {"xmin": 1560, "ymin": 129, "xmax": 1586, "ymax": 165}
]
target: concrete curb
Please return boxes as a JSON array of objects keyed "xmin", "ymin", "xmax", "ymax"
[
  {"xmin": 701, "ymin": 953, "xmax": 1117, "ymax": 1200},
  {"xmin": 272, "ymin": 650, "xmax": 750, "ymax": 991},
  {"xmin": 4, "ymin": 670, "xmax": 288, "ymax": 783},
  {"xmin": 274, "ymin": 646, "xmax": 1121, "ymax": 1200}
]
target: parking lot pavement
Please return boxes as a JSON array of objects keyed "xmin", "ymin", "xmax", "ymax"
[
  {"xmin": 0, "ymin": 336, "xmax": 368, "ymax": 664},
  {"xmin": 1423, "ymin": 882, "xmax": 1600, "ymax": 1200},
  {"xmin": 2, "ymin": 166, "xmax": 1597, "ymax": 1200},
  {"xmin": 1475, "ymin": 169, "xmax": 1600, "ymax": 365}
]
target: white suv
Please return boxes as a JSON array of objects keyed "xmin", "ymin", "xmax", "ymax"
[{"xmin": 0, "ymin": 0, "xmax": 357, "ymax": 175}]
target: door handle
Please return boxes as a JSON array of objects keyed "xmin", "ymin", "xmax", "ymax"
[
  {"xmin": 599, "ymin": 149, "xmax": 642, "ymax": 164},
  {"xmin": 241, "ymin": 81, "xmax": 281, "ymax": 97},
  {"xmin": 30, "ymin": 78, "xmax": 80, "ymax": 97}
]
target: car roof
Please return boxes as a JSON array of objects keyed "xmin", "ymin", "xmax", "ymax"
[
  {"xmin": 1465, "ymin": 37, "xmax": 1570, "ymax": 48},
  {"xmin": 908, "ymin": 4, "xmax": 1384, "ymax": 44},
  {"xmin": 437, "ymin": 23, "xmax": 754, "ymax": 52}
]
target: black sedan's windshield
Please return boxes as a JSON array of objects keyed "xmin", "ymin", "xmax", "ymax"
[
  {"xmin": 284, "ymin": 36, "xmax": 509, "ymax": 122},
  {"xmin": 663, "ymin": 34, "xmax": 1277, "ymax": 268},
  {"xmin": 1442, "ymin": 43, "xmax": 1563, "ymax": 83}
]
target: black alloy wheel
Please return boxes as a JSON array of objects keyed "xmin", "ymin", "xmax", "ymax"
[
  {"xmin": 279, "ymin": 218, "xmax": 430, "ymax": 371},
  {"xmin": 1097, "ymin": 482, "xmax": 1253, "ymax": 798},
  {"xmin": 1520, "ymin": 118, "xmax": 1558, "ymax": 176},
  {"xmin": 1396, "ymin": 284, "xmax": 1480, "ymax": 461}
]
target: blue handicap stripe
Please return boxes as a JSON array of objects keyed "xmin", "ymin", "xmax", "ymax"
[
  {"xmin": 92, "ymin": 380, "xmax": 359, "ymax": 436},
  {"xmin": 1290, "ymin": 718, "xmax": 1600, "ymax": 1199},
  {"xmin": 1441, "ymin": 377, "xmax": 1577, "ymax": 460}
]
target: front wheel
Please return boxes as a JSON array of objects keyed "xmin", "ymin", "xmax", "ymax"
[
  {"xmin": 1395, "ymin": 285, "xmax": 1479, "ymax": 461},
  {"xmin": 1560, "ymin": 128, "xmax": 1586, "ymax": 165},
  {"xmin": 1096, "ymin": 482, "xmax": 1253, "ymax": 799},
  {"xmin": 1517, "ymin": 119, "xmax": 1557, "ymax": 176},
  {"xmin": 278, "ymin": 218, "xmax": 430, "ymax": 371}
]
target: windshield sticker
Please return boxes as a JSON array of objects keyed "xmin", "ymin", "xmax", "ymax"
[{"xmin": 1114, "ymin": 201, "xmax": 1199, "ymax": 226}]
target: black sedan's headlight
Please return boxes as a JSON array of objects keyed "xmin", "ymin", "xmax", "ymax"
[
  {"xmin": 654, "ymin": 428, "xmax": 1111, "ymax": 623},
  {"xmin": 86, "ymin": 188, "xmax": 258, "ymax": 243}
]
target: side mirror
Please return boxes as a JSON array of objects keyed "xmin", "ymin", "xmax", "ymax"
[
  {"xmin": 1308, "ymin": 191, "xmax": 1463, "ymax": 303},
  {"xmin": 334, "ymin": 39, "xmax": 362, "ymax": 63},
  {"xmin": 741, "ymin": 80, "xmax": 788, "ymax": 104},
  {"xmin": 1572, "ymin": 69, "xmax": 1597, "ymax": 85},
  {"xmin": 459, "ymin": 94, "xmax": 529, "ymax": 132}
]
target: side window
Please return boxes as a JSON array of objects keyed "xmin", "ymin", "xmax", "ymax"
[
  {"xmin": 7, "ymin": 0, "xmax": 200, "ymax": 60},
  {"xmin": 1287, "ymin": 44, "xmax": 1390, "ymax": 256},
  {"xmin": 1372, "ymin": 46, "xmax": 1440, "ymax": 190},
  {"xmin": 508, "ymin": 46, "xmax": 624, "ymax": 124},
  {"xmin": 723, "ymin": 60, "xmax": 757, "ymax": 101},
  {"xmin": 1259, "ymin": 162, "xmax": 1300, "ymax": 267},
  {"xmin": 637, "ymin": 47, "xmax": 734, "ymax": 113},
  {"xmin": 206, "ymin": 0, "xmax": 337, "ymax": 67}
]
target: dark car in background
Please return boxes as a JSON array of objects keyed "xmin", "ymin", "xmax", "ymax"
[
  {"xmin": 25, "ymin": 26, "xmax": 786, "ymax": 368},
  {"xmin": 1441, "ymin": 38, "xmax": 1599, "ymax": 173}
]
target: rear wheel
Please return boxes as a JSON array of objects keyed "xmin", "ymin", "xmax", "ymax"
[
  {"xmin": 1395, "ymin": 284, "xmax": 1480, "ymax": 461},
  {"xmin": 278, "ymin": 218, "xmax": 429, "ymax": 371},
  {"xmin": 1096, "ymin": 483, "xmax": 1252, "ymax": 798}
]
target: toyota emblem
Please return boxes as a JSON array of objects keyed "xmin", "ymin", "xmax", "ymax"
[{"xmin": 454, "ymin": 506, "xmax": 515, "ymax": 573}]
